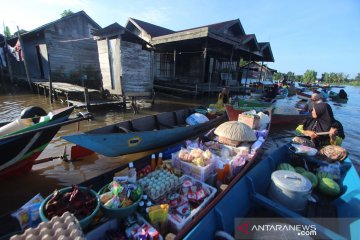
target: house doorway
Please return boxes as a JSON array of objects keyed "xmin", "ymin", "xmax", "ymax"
[{"xmin": 36, "ymin": 45, "xmax": 44, "ymax": 78}]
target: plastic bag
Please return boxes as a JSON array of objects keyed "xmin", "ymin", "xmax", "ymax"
[
  {"xmin": 11, "ymin": 194, "xmax": 44, "ymax": 229},
  {"xmin": 318, "ymin": 162, "xmax": 341, "ymax": 180}
]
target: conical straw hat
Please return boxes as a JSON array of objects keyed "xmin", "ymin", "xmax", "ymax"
[{"xmin": 214, "ymin": 121, "xmax": 257, "ymax": 142}]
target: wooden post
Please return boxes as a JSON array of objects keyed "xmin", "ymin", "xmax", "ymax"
[
  {"xmin": 173, "ymin": 49, "xmax": 176, "ymax": 82},
  {"xmin": 17, "ymin": 26, "xmax": 32, "ymax": 91},
  {"xmin": 228, "ymin": 47, "xmax": 234, "ymax": 87},
  {"xmin": 201, "ymin": 47, "xmax": 207, "ymax": 84},
  {"xmin": 84, "ymin": 87, "xmax": 90, "ymax": 110},
  {"xmin": 258, "ymin": 61, "xmax": 264, "ymax": 83},
  {"xmin": 2, "ymin": 27, "xmax": 14, "ymax": 83},
  {"xmin": 47, "ymin": 51, "xmax": 53, "ymax": 103}
]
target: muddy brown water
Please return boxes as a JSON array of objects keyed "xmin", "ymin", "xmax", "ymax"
[{"xmin": 0, "ymin": 86, "xmax": 359, "ymax": 218}]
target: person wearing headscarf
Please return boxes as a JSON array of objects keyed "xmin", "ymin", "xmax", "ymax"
[
  {"xmin": 338, "ymin": 89, "xmax": 348, "ymax": 100},
  {"xmin": 296, "ymin": 102, "xmax": 344, "ymax": 147},
  {"xmin": 217, "ymin": 87, "xmax": 230, "ymax": 105}
]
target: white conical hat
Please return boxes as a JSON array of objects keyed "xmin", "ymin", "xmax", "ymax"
[{"xmin": 214, "ymin": 121, "xmax": 257, "ymax": 142}]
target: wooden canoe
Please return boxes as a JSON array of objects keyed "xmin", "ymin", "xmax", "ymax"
[
  {"xmin": 62, "ymin": 109, "xmax": 226, "ymax": 157},
  {"xmin": 225, "ymin": 104, "xmax": 310, "ymax": 125},
  {"xmin": 296, "ymin": 90, "xmax": 312, "ymax": 101},
  {"xmin": 178, "ymin": 144, "xmax": 360, "ymax": 240}
]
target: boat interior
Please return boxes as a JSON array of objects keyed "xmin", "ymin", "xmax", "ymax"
[
  {"xmin": 184, "ymin": 145, "xmax": 360, "ymax": 240},
  {"xmin": 90, "ymin": 108, "xmax": 196, "ymax": 134}
]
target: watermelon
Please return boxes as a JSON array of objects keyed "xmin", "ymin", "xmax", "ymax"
[
  {"xmin": 277, "ymin": 163, "xmax": 295, "ymax": 172},
  {"xmin": 319, "ymin": 177, "xmax": 341, "ymax": 196},
  {"xmin": 295, "ymin": 167, "xmax": 306, "ymax": 174},
  {"xmin": 301, "ymin": 171, "xmax": 318, "ymax": 188},
  {"xmin": 316, "ymin": 171, "xmax": 334, "ymax": 182}
]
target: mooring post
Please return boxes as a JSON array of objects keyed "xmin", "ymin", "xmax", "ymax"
[{"xmin": 84, "ymin": 87, "xmax": 90, "ymax": 110}]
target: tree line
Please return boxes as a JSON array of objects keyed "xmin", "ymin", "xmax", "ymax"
[{"xmin": 273, "ymin": 70, "xmax": 360, "ymax": 86}]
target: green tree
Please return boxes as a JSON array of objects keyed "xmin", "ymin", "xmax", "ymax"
[
  {"xmin": 295, "ymin": 75, "xmax": 303, "ymax": 82},
  {"xmin": 355, "ymin": 73, "xmax": 360, "ymax": 82},
  {"xmin": 286, "ymin": 71, "xmax": 295, "ymax": 81},
  {"xmin": 3, "ymin": 26, "xmax": 11, "ymax": 38},
  {"xmin": 303, "ymin": 70, "xmax": 317, "ymax": 83},
  {"xmin": 61, "ymin": 9, "xmax": 74, "ymax": 17},
  {"xmin": 273, "ymin": 72, "xmax": 283, "ymax": 81}
]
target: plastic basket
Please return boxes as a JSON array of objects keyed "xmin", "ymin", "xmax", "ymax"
[
  {"xmin": 167, "ymin": 175, "xmax": 217, "ymax": 233},
  {"xmin": 171, "ymin": 152, "xmax": 216, "ymax": 181},
  {"xmin": 97, "ymin": 183, "xmax": 143, "ymax": 219},
  {"xmin": 39, "ymin": 186, "xmax": 100, "ymax": 229}
]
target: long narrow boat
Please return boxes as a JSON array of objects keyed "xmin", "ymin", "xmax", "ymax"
[
  {"xmin": 329, "ymin": 91, "xmax": 348, "ymax": 103},
  {"xmin": 225, "ymin": 104, "xmax": 310, "ymax": 125},
  {"xmin": 296, "ymin": 90, "xmax": 312, "ymax": 101},
  {"xmin": 0, "ymin": 106, "xmax": 88, "ymax": 180},
  {"xmin": 177, "ymin": 144, "xmax": 359, "ymax": 240},
  {"xmin": 62, "ymin": 109, "xmax": 226, "ymax": 157},
  {"xmin": 1, "ymin": 111, "xmax": 271, "ymax": 239}
]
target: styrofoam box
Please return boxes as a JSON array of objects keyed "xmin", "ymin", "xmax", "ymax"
[
  {"xmin": 167, "ymin": 175, "xmax": 217, "ymax": 233},
  {"xmin": 171, "ymin": 152, "xmax": 216, "ymax": 182},
  {"xmin": 86, "ymin": 213, "xmax": 163, "ymax": 240}
]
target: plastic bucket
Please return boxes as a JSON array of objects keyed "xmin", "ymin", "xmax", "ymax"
[{"xmin": 39, "ymin": 186, "xmax": 100, "ymax": 229}]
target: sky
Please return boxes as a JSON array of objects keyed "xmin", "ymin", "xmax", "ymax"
[{"xmin": 1, "ymin": 0, "xmax": 359, "ymax": 78}]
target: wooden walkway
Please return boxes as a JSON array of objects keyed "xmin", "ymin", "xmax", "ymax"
[{"xmin": 33, "ymin": 82, "xmax": 101, "ymax": 101}]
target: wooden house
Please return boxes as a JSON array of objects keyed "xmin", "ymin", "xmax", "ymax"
[
  {"xmin": 125, "ymin": 18, "xmax": 274, "ymax": 95},
  {"xmin": 5, "ymin": 11, "xmax": 101, "ymax": 87},
  {"xmin": 92, "ymin": 23, "xmax": 153, "ymax": 97},
  {"xmin": 241, "ymin": 61, "xmax": 277, "ymax": 83}
]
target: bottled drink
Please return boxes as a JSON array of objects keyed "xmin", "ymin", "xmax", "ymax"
[
  {"xmin": 157, "ymin": 153, "xmax": 163, "ymax": 169},
  {"xmin": 151, "ymin": 154, "xmax": 156, "ymax": 171},
  {"xmin": 128, "ymin": 162, "xmax": 137, "ymax": 183},
  {"xmin": 138, "ymin": 201, "xmax": 145, "ymax": 216}
]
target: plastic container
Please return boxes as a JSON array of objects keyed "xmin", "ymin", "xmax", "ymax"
[
  {"xmin": 167, "ymin": 175, "xmax": 217, "ymax": 233},
  {"xmin": 39, "ymin": 187, "xmax": 100, "ymax": 229},
  {"xmin": 97, "ymin": 183, "xmax": 143, "ymax": 219},
  {"xmin": 171, "ymin": 152, "xmax": 216, "ymax": 181},
  {"xmin": 268, "ymin": 170, "xmax": 312, "ymax": 211}
]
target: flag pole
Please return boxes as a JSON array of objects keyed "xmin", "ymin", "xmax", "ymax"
[{"xmin": 16, "ymin": 26, "xmax": 33, "ymax": 91}]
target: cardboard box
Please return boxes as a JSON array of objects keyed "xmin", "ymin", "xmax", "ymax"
[{"xmin": 238, "ymin": 114, "xmax": 260, "ymax": 129}]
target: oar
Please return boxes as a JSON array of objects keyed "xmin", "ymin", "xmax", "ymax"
[{"xmin": 272, "ymin": 131, "xmax": 330, "ymax": 140}]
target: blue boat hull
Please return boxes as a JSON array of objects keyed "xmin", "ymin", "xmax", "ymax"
[
  {"xmin": 181, "ymin": 145, "xmax": 360, "ymax": 240},
  {"xmin": 63, "ymin": 109, "xmax": 226, "ymax": 157}
]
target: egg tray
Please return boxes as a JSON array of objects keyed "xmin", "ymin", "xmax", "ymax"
[
  {"xmin": 144, "ymin": 181, "xmax": 182, "ymax": 204},
  {"xmin": 10, "ymin": 212, "xmax": 85, "ymax": 240}
]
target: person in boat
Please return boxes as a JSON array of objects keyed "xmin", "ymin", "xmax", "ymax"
[
  {"xmin": 296, "ymin": 102, "xmax": 345, "ymax": 147},
  {"xmin": 302, "ymin": 93, "xmax": 322, "ymax": 112},
  {"xmin": 262, "ymin": 84, "xmax": 278, "ymax": 102},
  {"xmin": 338, "ymin": 89, "xmax": 348, "ymax": 99},
  {"xmin": 217, "ymin": 87, "xmax": 230, "ymax": 105}
]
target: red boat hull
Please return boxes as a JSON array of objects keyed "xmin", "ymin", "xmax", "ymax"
[{"xmin": 0, "ymin": 151, "xmax": 41, "ymax": 180}]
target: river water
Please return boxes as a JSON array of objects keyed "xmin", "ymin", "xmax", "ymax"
[{"xmin": 0, "ymin": 86, "xmax": 359, "ymax": 217}]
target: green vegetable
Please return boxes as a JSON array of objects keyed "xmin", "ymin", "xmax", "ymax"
[
  {"xmin": 277, "ymin": 163, "xmax": 295, "ymax": 172},
  {"xmin": 316, "ymin": 172, "xmax": 334, "ymax": 182},
  {"xmin": 295, "ymin": 167, "xmax": 306, "ymax": 174},
  {"xmin": 319, "ymin": 178, "xmax": 340, "ymax": 196},
  {"xmin": 301, "ymin": 171, "xmax": 318, "ymax": 188}
]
